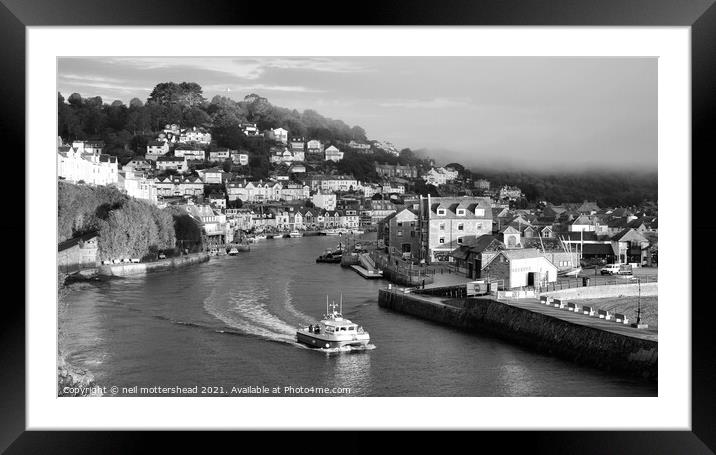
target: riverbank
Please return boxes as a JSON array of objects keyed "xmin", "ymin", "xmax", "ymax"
[
  {"xmin": 97, "ymin": 252, "xmax": 209, "ymax": 277},
  {"xmin": 378, "ymin": 288, "xmax": 657, "ymax": 381}
]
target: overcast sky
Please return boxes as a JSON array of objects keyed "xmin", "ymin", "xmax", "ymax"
[{"xmin": 58, "ymin": 57, "xmax": 657, "ymax": 171}]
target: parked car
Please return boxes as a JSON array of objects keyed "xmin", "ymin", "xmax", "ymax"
[
  {"xmin": 158, "ymin": 253, "xmax": 166, "ymax": 259},
  {"xmin": 600, "ymin": 263, "xmax": 633, "ymax": 275}
]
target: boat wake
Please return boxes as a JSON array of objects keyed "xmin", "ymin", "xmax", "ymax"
[
  {"xmin": 282, "ymin": 279, "xmax": 314, "ymax": 325},
  {"xmin": 203, "ymin": 288, "xmax": 304, "ymax": 346},
  {"xmin": 319, "ymin": 343, "xmax": 377, "ymax": 354}
]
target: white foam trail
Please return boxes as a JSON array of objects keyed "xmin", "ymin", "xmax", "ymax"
[
  {"xmin": 228, "ymin": 288, "xmax": 297, "ymax": 336},
  {"xmin": 204, "ymin": 288, "xmax": 298, "ymax": 344},
  {"xmin": 321, "ymin": 344, "xmax": 377, "ymax": 354},
  {"xmin": 282, "ymin": 278, "xmax": 313, "ymax": 324}
]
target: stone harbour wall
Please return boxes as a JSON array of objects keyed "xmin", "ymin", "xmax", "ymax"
[
  {"xmin": 97, "ymin": 253, "xmax": 209, "ymax": 277},
  {"xmin": 378, "ymin": 289, "xmax": 657, "ymax": 381}
]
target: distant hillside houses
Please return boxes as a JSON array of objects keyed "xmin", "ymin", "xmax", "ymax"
[
  {"xmin": 311, "ymin": 191, "xmax": 337, "ymax": 210},
  {"xmin": 348, "ymin": 140, "xmax": 371, "ymax": 151},
  {"xmin": 156, "ymin": 156, "xmax": 188, "ymax": 173},
  {"xmin": 375, "ymin": 163, "xmax": 418, "ymax": 179},
  {"xmin": 240, "ymin": 122, "xmax": 259, "ymax": 137},
  {"xmin": 270, "ymin": 147, "xmax": 301, "ymax": 164},
  {"xmin": 208, "ymin": 148, "xmax": 232, "ymax": 162},
  {"xmin": 231, "ymin": 150, "xmax": 249, "ymax": 166},
  {"xmin": 498, "ymin": 185, "xmax": 523, "ymax": 201},
  {"xmin": 225, "ymin": 179, "xmax": 310, "ymax": 203},
  {"xmin": 307, "ymin": 139, "xmax": 323, "ymax": 154},
  {"xmin": 474, "ymin": 179, "xmax": 490, "ymax": 190},
  {"xmin": 306, "ymin": 175, "xmax": 360, "ymax": 192},
  {"xmin": 146, "ymin": 140, "xmax": 170, "ymax": 161},
  {"xmin": 174, "ymin": 145, "xmax": 205, "ymax": 161},
  {"xmin": 119, "ymin": 168, "xmax": 158, "ymax": 205},
  {"xmin": 422, "ymin": 167, "xmax": 459, "ymax": 186},
  {"xmin": 154, "ymin": 174, "xmax": 205, "ymax": 197},
  {"xmin": 324, "ymin": 145, "xmax": 343, "ymax": 162},
  {"xmin": 179, "ymin": 126, "xmax": 211, "ymax": 144},
  {"xmin": 372, "ymin": 140, "xmax": 400, "ymax": 156},
  {"xmin": 57, "ymin": 139, "xmax": 118, "ymax": 186},
  {"xmin": 267, "ymin": 127, "xmax": 289, "ymax": 144},
  {"xmin": 363, "ymin": 183, "xmax": 405, "ymax": 198}
]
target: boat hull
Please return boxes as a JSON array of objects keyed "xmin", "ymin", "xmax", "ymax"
[{"xmin": 296, "ymin": 331, "xmax": 370, "ymax": 349}]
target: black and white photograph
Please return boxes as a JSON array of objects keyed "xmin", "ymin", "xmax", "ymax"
[{"xmin": 55, "ymin": 55, "xmax": 659, "ymax": 398}]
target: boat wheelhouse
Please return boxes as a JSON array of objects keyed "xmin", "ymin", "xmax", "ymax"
[{"xmin": 296, "ymin": 296, "xmax": 370, "ymax": 349}]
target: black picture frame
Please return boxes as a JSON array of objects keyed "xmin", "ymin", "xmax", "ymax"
[{"xmin": 5, "ymin": 0, "xmax": 712, "ymax": 453}]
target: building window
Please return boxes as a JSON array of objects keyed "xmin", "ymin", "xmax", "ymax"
[
  {"xmin": 457, "ymin": 237, "xmax": 463, "ymax": 244},
  {"xmin": 458, "ymin": 223, "xmax": 464, "ymax": 231},
  {"xmin": 397, "ymin": 231, "xmax": 403, "ymax": 236},
  {"xmin": 475, "ymin": 208, "xmax": 485, "ymax": 217},
  {"xmin": 437, "ymin": 209, "xmax": 446, "ymax": 216},
  {"xmin": 411, "ymin": 231, "xmax": 415, "ymax": 238},
  {"xmin": 457, "ymin": 209, "xmax": 466, "ymax": 216},
  {"xmin": 439, "ymin": 222, "xmax": 445, "ymax": 230},
  {"xmin": 397, "ymin": 222, "xmax": 402, "ymax": 227},
  {"xmin": 439, "ymin": 237, "xmax": 445, "ymax": 244}
]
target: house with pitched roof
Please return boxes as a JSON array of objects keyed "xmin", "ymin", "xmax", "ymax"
[
  {"xmin": 156, "ymin": 156, "xmax": 188, "ymax": 173},
  {"xmin": 324, "ymin": 145, "xmax": 343, "ymax": 162},
  {"xmin": 154, "ymin": 175, "xmax": 204, "ymax": 197},
  {"xmin": 577, "ymin": 200, "xmax": 600, "ymax": 214},
  {"xmin": 498, "ymin": 225, "xmax": 522, "ymax": 248},
  {"xmin": 209, "ymin": 148, "xmax": 232, "ymax": 162},
  {"xmin": 58, "ymin": 141, "xmax": 118, "ymax": 186},
  {"xmin": 378, "ymin": 208, "xmax": 419, "ymax": 255},
  {"xmin": 611, "ymin": 228, "xmax": 650, "ymax": 265},
  {"xmin": 146, "ymin": 140, "xmax": 170, "ymax": 161},
  {"xmin": 481, "ymin": 248, "xmax": 559, "ymax": 288},
  {"xmin": 450, "ymin": 234, "xmax": 504, "ymax": 278},
  {"xmin": 196, "ymin": 167, "xmax": 224, "ymax": 185},
  {"xmin": 569, "ymin": 214, "xmax": 600, "ymax": 232}
]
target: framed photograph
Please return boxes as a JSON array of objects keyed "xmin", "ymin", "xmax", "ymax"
[{"xmin": 7, "ymin": 0, "xmax": 713, "ymax": 452}]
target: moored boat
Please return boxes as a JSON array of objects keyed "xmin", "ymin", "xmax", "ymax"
[
  {"xmin": 296, "ymin": 296, "xmax": 370, "ymax": 349},
  {"xmin": 289, "ymin": 230, "xmax": 303, "ymax": 238},
  {"xmin": 316, "ymin": 248, "xmax": 343, "ymax": 263}
]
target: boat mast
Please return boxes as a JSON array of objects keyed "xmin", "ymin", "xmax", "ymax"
[{"xmin": 340, "ymin": 294, "xmax": 343, "ymax": 314}]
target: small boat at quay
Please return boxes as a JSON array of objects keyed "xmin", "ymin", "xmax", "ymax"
[
  {"xmin": 296, "ymin": 296, "xmax": 371, "ymax": 349},
  {"xmin": 227, "ymin": 244, "xmax": 250, "ymax": 255},
  {"xmin": 316, "ymin": 247, "xmax": 343, "ymax": 263},
  {"xmin": 322, "ymin": 228, "xmax": 341, "ymax": 236},
  {"xmin": 289, "ymin": 230, "xmax": 303, "ymax": 238}
]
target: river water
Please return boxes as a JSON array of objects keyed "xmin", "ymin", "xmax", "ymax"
[{"xmin": 60, "ymin": 235, "xmax": 656, "ymax": 397}]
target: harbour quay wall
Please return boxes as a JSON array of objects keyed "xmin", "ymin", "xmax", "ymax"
[
  {"xmin": 97, "ymin": 253, "xmax": 209, "ymax": 277},
  {"xmin": 378, "ymin": 289, "xmax": 657, "ymax": 380},
  {"xmin": 543, "ymin": 282, "xmax": 658, "ymax": 300}
]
